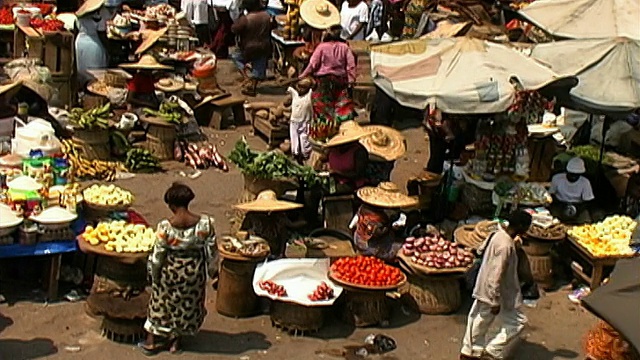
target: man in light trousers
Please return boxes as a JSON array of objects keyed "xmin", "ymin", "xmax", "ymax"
[{"xmin": 460, "ymin": 210, "xmax": 532, "ymax": 360}]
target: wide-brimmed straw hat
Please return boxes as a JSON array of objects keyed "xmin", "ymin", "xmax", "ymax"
[
  {"xmin": 300, "ymin": 0, "xmax": 340, "ymax": 30},
  {"xmin": 155, "ymin": 78, "xmax": 183, "ymax": 92},
  {"xmin": 360, "ymin": 125, "xmax": 406, "ymax": 161},
  {"xmin": 325, "ymin": 121, "xmax": 372, "ymax": 147},
  {"xmin": 119, "ymin": 54, "xmax": 172, "ymax": 70},
  {"xmin": 135, "ymin": 28, "xmax": 169, "ymax": 55},
  {"xmin": 234, "ymin": 190, "xmax": 303, "ymax": 212},
  {"xmin": 0, "ymin": 81, "xmax": 22, "ymax": 98},
  {"xmin": 76, "ymin": 0, "xmax": 105, "ymax": 17},
  {"xmin": 357, "ymin": 182, "xmax": 418, "ymax": 209}
]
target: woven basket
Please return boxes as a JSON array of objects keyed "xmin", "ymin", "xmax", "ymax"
[
  {"xmin": 527, "ymin": 254, "xmax": 554, "ymax": 289},
  {"xmin": 341, "ymin": 290, "xmax": 390, "ymax": 327},
  {"xmin": 104, "ymin": 71, "xmax": 127, "ymax": 88},
  {"xmin": 270, "ymin": 301, "xmax": 325, "ymax": 333},
  {"xmin": 460, "ymin": 183, "xmax": 493, "ymax": 215},
  {"xmin": 400, "ymin": 274, "xmax": 462, "ymax": 315},
  {"xmin": 73, "ymin": 128, "xmax": 111, "ymax": 161},
  {"xmin": 521, "ymin": 239, "xmax": 555, "ymax": 256}
]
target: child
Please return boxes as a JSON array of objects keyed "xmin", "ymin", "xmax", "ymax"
[{"xmin": 288, "ymin": 78, "xmax": 313, "ymax": 164}]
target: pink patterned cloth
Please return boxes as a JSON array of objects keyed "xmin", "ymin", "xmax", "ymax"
[{"xmin": 300, "ymin": 41, "xmax": 357, "ymax": 83}]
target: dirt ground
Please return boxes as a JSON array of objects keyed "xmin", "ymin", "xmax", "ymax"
[{"xmin": 0, "ymin": 60, "xmax": 598, "ymax": 359}]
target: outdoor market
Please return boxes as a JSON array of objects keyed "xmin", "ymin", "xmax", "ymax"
[{"xmin": 0, "ymin": 0, "xmax": 638, "ymax": 359}]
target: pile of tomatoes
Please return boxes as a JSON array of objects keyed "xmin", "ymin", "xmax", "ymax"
[
  {"xmin": 308, "ymin": 282, "xmax": 334, "ymax": 301},
  {"xmin": 258, "ymin": 280, "xmax": 287, "ymax": 297},
  {"xmin": 330, "ymin": 256, "xmax": 405, "ymax": 287},
  {"xmin": 0, "ymin": 8, "xmax": 13, "ymax": 25},
  {"xmin": 30, "ymin": 18, "xmax": 64, "ymax": 32}
]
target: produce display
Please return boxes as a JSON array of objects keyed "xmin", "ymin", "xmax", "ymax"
[
  {"xmin": 69, "ymin": 103, "xmax": 111, "ymax": 130},
  {"xmin": 176, "ymin": 141, "xmax": 228, "ymax": 171},
  {"xmin": 125, "ymin": 148, "xmax": 162, "ymax": 172},
  {"xmin": 258, "ymin": 280, "xmax": 287, "ymax": 297},
  {"xmin": 568, "ymin": 215, "xmax": 637, "ymax": 257},
  {"xmin": 0, "ymin": 8, "xmax": 14, "ymax": 26},
  {"xmin": 508, "ymin": 90, "xmax": 550, "ymax": 125},
  {"xmin": 143, "ymin": 99, "xmax": 184, "ymax": 125},
  {"xmin": 330, "ymin": 256, "xmax": 405, "ymax": 288},
  {"xmin": 228, "ymin": 139, "xmax": 320, "ymax": 186},
  {"xmin": 81, "ymin": 221, "xmax": 156, "ymax": 253},
  {"xmin": 527, "ymin": 222, "xmax": 566, "ymax": 240},
  {"xmin": 281, "ymin": 0, "xmax": 300, "ymax": 40},
  {"xmin": 62, "ymin": 139, "xmax": 127, "ymax": 181},
  {"xmin": 246, "ymin": 98, "xmax": 292, "ymax": 129},
  {"xmin": 219, "ymin": 236, "xmax": 269, "ymax": 258},
  {"xmin": 402, "ymin": 234, "xmax": 474, "ymax": 270},
  {"xmin": 29, "ymin": 18, "xmax": 64, "ymax": 32},
  {"xmin": 308, "ymin": 282, "xmax": 334, "ymax": 302},
  {"xmin": 83, "ymin": 184, "xmax": 134, "ymax": 206}
]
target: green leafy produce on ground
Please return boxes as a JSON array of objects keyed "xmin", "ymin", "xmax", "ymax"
[{"xmin": 126, "ymin": 148, "xmax": 162, "ymax": 172}]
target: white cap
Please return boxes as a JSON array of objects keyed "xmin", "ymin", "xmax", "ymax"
[{"xmin": 566, "ymin": 157, "xmax": 586, "ymax": 174}]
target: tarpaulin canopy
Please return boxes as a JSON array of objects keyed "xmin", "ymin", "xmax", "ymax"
[
  {"xmin": 519, "ymin": 0, "xmax": 640, "ymax": 40},
  {"xmin": 531, "ymin": 37, "xmax": 640, "ymax": 113},
  {"xmin": 582, "ymin": 257, "xmax": 640, "ymax": 352},
  {"xmin": 370, "ymin": 36, "xmax": 575, "ymax": 113}
]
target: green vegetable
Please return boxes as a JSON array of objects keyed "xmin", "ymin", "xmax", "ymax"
[
  {"xmin": 125, "ymin": 148, "xmax": 162, "ymax": 172},
  {"xmin": 568, "ymin": 145, "xmax": 612, "ymax": 165}
]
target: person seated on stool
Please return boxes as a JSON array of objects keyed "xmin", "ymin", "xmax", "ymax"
[
  {"xmin": 549, "ymin": 157, "xmax": 594, "ymax": 224},
  {"xmin": 120, "ymin": 55, "xmax": 172, "ymax": 110},
  {"xmin": 349, "ymin": 182, "xmax": 417, "ymax": 262},
  {"xmin": 324, "ymin": 120, "xmax": 372, "ymax": 193}
]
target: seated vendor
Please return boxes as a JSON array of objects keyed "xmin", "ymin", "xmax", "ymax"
[
  {"xmin": 120, "ymin": 55, "xmax": 172, "ymax": 109},
  {"xmin": 550, "ymin": 157, "xmax": 594, "ymax": 223},
  {"xmin": 325, "ymin": 121, "xmax": 372, "ymax": 192},
  {"xmin": 349, "ymin": 182, "xmax": 417, "ymax": 262},
  {"xmin": 234, "ymin": 190, "xmax": 303, "ymax": 259}
]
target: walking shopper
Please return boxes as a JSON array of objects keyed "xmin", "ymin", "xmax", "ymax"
[
  {"xmin": 231, "ymin": 0, "xmax": 273, "ymax": 96},
  {"xmin": 288, "ymin": 78, "xmax": 314, "ymax": 163},
  {"xmin": 339, "ymin": 0, "xmax": 369, "ymax": 40},
  {"xmin": 460, "ymin": 210, "xmax": 532, "ymax": 360},
  {"xmin": 75, "ymin": 0, "xmax": 109, "ymax": 88},
  {"xmin": 141, "ymin": 183, "xmax": 216, "ymax": 355}
]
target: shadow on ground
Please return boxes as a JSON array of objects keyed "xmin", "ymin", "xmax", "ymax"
[
  {"xmin": 0, "ymin": 338, "xmax": 58, "ymax": 360},
  {"xmin": 514, "ymin": 339, "xmax": 579, "ymax": 360},
  {"xmin": 184, "ymin": 330, "xmax": 271, "ymax": 354}
]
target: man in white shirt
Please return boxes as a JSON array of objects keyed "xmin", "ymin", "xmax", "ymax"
[
  {"xmin": 182, "ymin": 0, "xmax": 211, "ymax": 45},
  {"xmin": 549, "ymin": 157, "xmax": 595, "ymax": 223},
  {"xmin": 340, "ymin": 0, "xmax": 369, "ymax": 40}
]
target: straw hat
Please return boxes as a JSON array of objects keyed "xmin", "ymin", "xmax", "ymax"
[
  {"xmin": 0, "ymin": 80, "xmax": 22, "ymax": 98},
  {"xmin": 357, "ymin": 182, "xmax": 418, "ymax": 209},
  {"xmin": 135, "ymin": 28, "xmax": 169, "ymax": 55},
  {"xmin": 453, "ymin": 225, "xmax": 484, "ymax": 250},
  {"xmin": 360, "ymin": 125, "xmax": 406, "ymax": 161},
  {"xmin": 76, "ymin": 0, "xmax": 105, "ymax": 17},
  {"xmin": 300, "ymin": 0, "xmax": 340, "ymax": 30},
  {"xmin": 325, "ymin": 121, "xmax": 372, "ymax": 147},
  {"xmin": 119, "ymin": 54, "xmax": 172, "ymax": 70},
  {"xmin": 155, "ymin": 78, "xmax": 183, "ymax": 92},
  {"xmin": 234, "ymin": 190, "xmax": 303, "ymax": 212}
]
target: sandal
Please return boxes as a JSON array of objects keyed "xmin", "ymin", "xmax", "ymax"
[
  {"xmin": 169, "ymin": 337, "xmax": 183, "ymax": 354},
  {"xmin": 137, "ymin": 340, "xmax": 169, "ymax": 356}
]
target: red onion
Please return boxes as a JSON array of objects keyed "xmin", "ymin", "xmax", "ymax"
[
  {"xmin": 450, "ymin": 242, "xmax": 458, "ymax": 248},
  {"xmin": 444, "ymin": 261, "xmax": 453, "ymax": 268},
  {"xmin": 436, "ymin": 245, "xmax": 443, "ymax": 252},
  {"xmin": 453, "ymin": 259, "xmax": 461, "ymax": 267},
  {"xmin": 443, "ymin": 251, "xmax": 451, "ymax": 259},
  {"xmin": 437, "ymin": 239, "xmax": 446, "ymax": 246},
  {"xmin": 404, "ymin": 243, "xmax": 414, "ymax": 250},
  {"xmin": 435, "ymin": 263, "xmax": 443, "ymax": 269},
  {"xmin": 419, "ymin": 245, "xmax": 428, "ymax": 252},
  {"xmin": 403, "ymin": 248, "xmax": 412, "ymax": 256},
  {"xmin": 430, "ymin": 237, "xmax": 439, "ymax": 245},
  {"xmin": 414, "ymin": 251, "xmax": 421, "ymax": 257},
  {"xmin": 429, "ymin": 244, "xmax": 437, "ymax": 251},
  {"xmin": 464, "ymin": 256, "xmax": 473, "ymax": 262},
  {"xmin": 450, "ymin": 247, "xmax": 458, "ymax": 255},
  {"xmin": 405, "ymin": 237, "xmax": 415, "ymax": 243},
  {"xmin": 419, "ymin": 253, "xmax": 428, "ymax": 260},
  {"xmin": 415, "ymin": 238, "xmax": 425, "ymax": 247},
  {"xmin": 427, "ymin": 261, "xmax": 435, "ymax": 267},
  {"xmin": 425, "ymin": 255, "xmax": 433, "ymax": 262}
]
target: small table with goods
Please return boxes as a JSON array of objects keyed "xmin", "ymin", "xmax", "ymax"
[
  {"xmin": 329, "ymin": 256, "xmax": 406, "ymax": 327},
  {"xmin": 567, "ymin": 215, "xmax": 639, "ymax": 289},
  {"xmin": 270, "ymin": 32, "xmax": 305, "ymax": 77},
  {"xmin": 253, "ymin": 258, "xmax": 343, "ymax": 335},
  {"xmin": 521, "ymin": 213, "xmax": 566, "ymax": 290}
]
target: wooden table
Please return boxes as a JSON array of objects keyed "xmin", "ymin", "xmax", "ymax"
[
  {"xmin": 567, "ymin": 236, "xmax": 636, "ymax": 289},
  {"xmin": 271, "ymin": 32, "xmax": 304, "ymax": 77}
]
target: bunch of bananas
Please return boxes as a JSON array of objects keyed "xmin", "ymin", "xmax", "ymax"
[
  {"xmin": 143, "ymin": 100, "xmax": 183, "ymax": 124},
  {"xmin": 69, "ymin": 103, "xmax": 111, "ymax": 130},
  {"xmin": 125, "ymin": 148, "xmax": 162, "ymax": 172},
  {"xmin": 82, "ymin": 221, "xmax": 155, "ymax": 253},
  {"xmin": 62, "ymin": 139, "xmax": 127, "ymax": 181}
]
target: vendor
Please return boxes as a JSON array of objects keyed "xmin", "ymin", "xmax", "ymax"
[
  {"xmin": 75, "ymin": 0, "xmax": 110, "ymax": 88},
  {"xmin": 349, "ymin": 182, "xmax": 417, "ymax": 262},
  {"xmin": 120, "ymin": 55, "xmax": 173, "ymax": 109},
  {"xmin": 325, "ymin": 121, "xmax": 372, "ymax": 192},
  {"xmin": 360, "ymin": 125, "xmax": 406, "ymax": 185},
  {"xmin": 550, "ymin": 157, "xmax": 595, "ymax": 224},
  {"xmin": 234, "ymin": 190, "xmax": 303, "ymax": 258}
]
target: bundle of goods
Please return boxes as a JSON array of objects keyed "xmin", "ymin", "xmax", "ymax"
[
  {"xmin": 308, "ymin": 282, "xmax": 334, "ymax": 301},
  {"xmin": 585, "ymin": 321, "xmax": 640, "ymax": 360},
  {"xmin": 568, "ymin": 215, "xmax": 637, "ymax": 257},
  {"xmin": 175, "ymin": 141, "xmax": 228, "ymax": 171},
  {"xmin": 69, "ymin": 104, "xmax": 111, "ymax": 130},
  {"xmin": 453, "ymin": 220, "xmax": 498, "ymax": 249},
  {"xmin": 400, "ymin": 231, "xmax": 475, "ymax": 272},
  {"xmin": 281, "ymin": 0, "xmax": 301, "ymax": 40},
  {"xmin": 107, "ymin": 14, "xmax": 132, "ymax": 39},
  {"xmin": 80, "ymin": 221, "xmax": 155, "ymax": 253},
  {"xmin": 83, "ymin": 184, "xmax": 134, "ymax": 207},
  {"xmin": 330, "ymin": 256, "xmax": 405, "ymax": 289},
  {"xmin": 258, "ymin": 280, "xmax": 287, "ymax": 297},
  {"xmin": 0, "ymin": 8, "xmax": 14, "ymax": 29},
  {"xmin": 143, "ymin": 99, "xmax": 185, "ymax": 125},
  {"xmin": 218, "ymin": 235, "xmax": 270, "ymax": 258},
  {"xmin": 245, "ymin": 99, "xmax": 292, "ymax": 129},
  {"xmin": 507, "ymin": 90, "xmax": 551, "ymax": 125},
  {"xmin": 125, "ymin": 148, "xmax": 162, "ymax": 172},
  {"xmin": 61, "ymin": 139, "xmax": 127, "ymax": 181},
  {"xmin": 142, "ymin": 4, "xmax": 176, "ymax": 21},
  {"xmin": 228, "ymin": 139, "xmax": 320, "ymax": 186},
  {"xmin": 527, "ymin": 222, "xmax": 566, "ymax": 240}
]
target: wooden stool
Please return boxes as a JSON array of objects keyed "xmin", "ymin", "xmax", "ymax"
[
  {"xmin": 400, "ymin": 274, "xmax": 462, "ymax": 315},
  {"xmin": 322, "ymin": 194, "xmax": 354, "ymax": 233},
  {"xmin": 195, "ymin": 95, "xmax": 246, "ymax": 130},
  {"xmin": 341, "ymin": 289, "xmax": 390, "ymax": 327}
]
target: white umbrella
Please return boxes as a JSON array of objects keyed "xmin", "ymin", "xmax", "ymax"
[
  {"xmin": 371, "ymin": 36, "xmax": 574, "ymax": 113},
  {"xmin": 531, "ymin": 37, "xmax": 640, "ymax": 113},
  {"xmin": 519, "ymin": 0, "xmax": 640, "ymax": 40}
]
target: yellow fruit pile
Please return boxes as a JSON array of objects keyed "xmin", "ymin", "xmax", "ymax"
[
  {"xmin": 568, "ymin": 215, "xmax": 637, "ymax": 257},
  {"xmin": 82, "ymin": 221, "xmax": 156, "ymax": 253},
  {"xmin": 83, "ymin": 184, "xmax": 134, "ymax": 206}
]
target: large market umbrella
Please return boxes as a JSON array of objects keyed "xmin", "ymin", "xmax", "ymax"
[
  {"xmin": 370, "ymin": 36, "xmax": 576, "ymax": 113},
  {"xmin": 581, "ymin": 257, "xmax": 640, "ymax": 352},
  {"xmin": 531, "ymin": 37, "xmax": 640, "ymax": 114},
  {"xmin": 519, "ymin": 0, "xmax": 640, "ymax": 40}
]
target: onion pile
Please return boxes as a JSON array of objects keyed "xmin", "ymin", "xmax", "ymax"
[{"xmin": 402, "ymin": 236, "xmax": 474, "ymax": 269}]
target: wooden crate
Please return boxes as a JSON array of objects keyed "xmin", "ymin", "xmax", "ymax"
[
  {"xmin": 50, "ymin": 75, "xmax": 75, "ymax": 108},
  {"xmin": 14, "ymin": 26, "xmax": 74, "ymax": 77},
  {"xmin": 252, "ymin": 116, "xmax": 288, "ymax": 147}
]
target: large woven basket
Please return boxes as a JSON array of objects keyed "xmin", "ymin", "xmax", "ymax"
[
  {"xmin": 399, "ymin": 274, "xmax": 462, "ymax": 315},
  {"xmin": 270, "ymin": 301, "xmax": 325, "ymax": 333}
]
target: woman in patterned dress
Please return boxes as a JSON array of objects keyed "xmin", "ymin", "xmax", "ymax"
[
  {"xmin": 299, "ymin": 25, "xmax": 357, "ymax": 142},
  {"xmin": 140, "ymin": 183, "xmax": 216, "ymax": 355}
]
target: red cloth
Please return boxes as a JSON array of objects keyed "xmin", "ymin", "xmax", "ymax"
[
  {"xmin": 210, "ymin": 10, "xmax": 234, "ymax": 59},
  {"xmin": 127, "ymin": 72, "xmax": 156, "ymax": 94},
  {"xmin": 126, "ymin": 210, "xmax": 150, "ymax": 226},
  {"xmin": 328, "ymin": 143, "xmax": 368, "ymax": 188}
]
